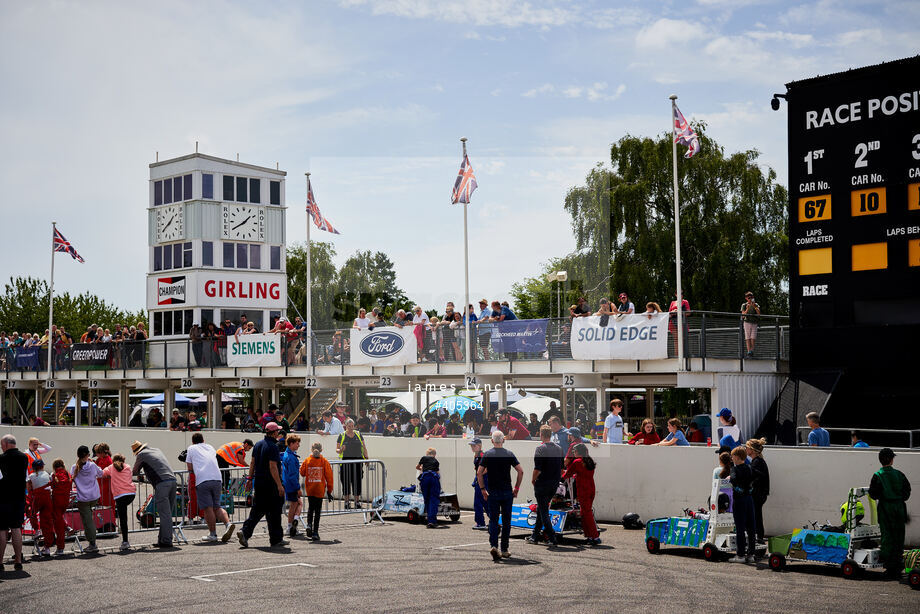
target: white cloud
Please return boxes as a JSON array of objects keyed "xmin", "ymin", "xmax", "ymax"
[
  {"xmin": 562, "ymin": 86, "xmax": 583, "ymax": 98},
  {"xmin": 523, "ymin": 83, "xmax": 555, "ymax": 97}
]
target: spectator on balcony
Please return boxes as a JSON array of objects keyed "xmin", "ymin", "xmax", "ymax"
[
  {"xmin": 476, "ymin": 299, "xmax": 493, "ymax": 360},
  {"xmin": 594, "ymin": 298, "xmax": 614, "ymax": 317},
  {"xmin": 169, "ymin": 408, "xmax": 186, "ymax": 431},
  {"xmin": 186, "ymin": 411, "xmax": 202, "ymax": 431},
  {"xmin": 446, "ymin": 312, "xmax": 463, "ymax": 360},
  {"xmin": 425, "ymin": 417, "xmax": 446, "ymax": 438},
  {"xmin": 851, "ymin": 430, "xmax": 869, "ymax": 448},
  {"xmin": 569, "ymin": 296, "xmax": 591, "ymax": 318},
  {"xmin": 489, "ymin": 301, "xmax": 517, "ymax": 322},
  {"xmin": 368, "ymin": 310, "xmax": 388, "ymax": 330},
  {"xmin": 353, "ymin": 308, "xmax": 370, "ymax": 330},
  {"xmin": 189, "ymin": 324, "xmax": 203, "ymax": 367},
  {"xmin": 617, "ymin": 293, "xmax": 635, "ymax": 315},
  {"xmin": 146, "ymin": 407, "xmax": 164, "ymax": 428},
  {"xmin": 741, "ymin": 291, "xmax": 761, "ymax": 358},
  {"xmin": 668, "ymin": 291, "xmax": 691, "ymax": 357},
  {"xmin": 392, "ymin": 309, "xmax": 410, "ymax": 327},
  {"xmin": 498, "ymin": 409, "xmax": 531, "ymax": 440},
  {"xmin": 642, "ymin": 302, "xmax": 662, "ymax": 319}
]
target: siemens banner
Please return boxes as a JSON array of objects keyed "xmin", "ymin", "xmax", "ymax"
[
  {"xmin": 351, "ymin": 326, "xmax": 418, "ymax": 367},
  {"xmin": 227, "ymin": 333, "xmax": 282, "ymax": 367},
  {"xmin": 491, "ymin": 319, "xmax": 548, "ymax": 354},
  {"xmin": 571, "ymin": 314, "xmax": 669, "ymax": 360}
]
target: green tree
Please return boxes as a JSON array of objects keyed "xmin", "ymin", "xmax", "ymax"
[
  {"xmin": 0, "ymin": 276, "xmax": 146, "ymax": 337},
  {"xmin": 558, "ymin": 124, "xmax": 788, "ymax": 314},
  {"xmin": 286, "ymin": 241, "xmax": 338, "ymax": 330},
  {"xmin": 335, "ymin": 250, "xmax": 411, "ymax": 324}
]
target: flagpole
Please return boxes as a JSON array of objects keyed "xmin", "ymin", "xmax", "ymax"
[
  {"xmin": 460, "ymin": 138, "xmax": 472, "ymax": 378},
  {"xmin": 47, "ymin": 221, "xmax": 56, "ymax": 380},
  {"xmin": 305, "ymin": 173, "xmax": 313, "ymax": 377},
  {"xmin": 669, "ymin": 94, "xmax": 685, "ymax": 371}
]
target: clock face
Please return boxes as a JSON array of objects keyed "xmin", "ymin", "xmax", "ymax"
[
  {"xmin": 222, "ymin": 204, "xmax": 265, "ymax": 240},
  {"xmin": 156, "ymin": 204, "xmax": 184, "ymax": 242}
]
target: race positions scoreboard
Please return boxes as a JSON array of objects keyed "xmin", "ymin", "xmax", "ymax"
[{"xmin": 784, "ymin": 56, "xmax": 920, "ymax": 412}]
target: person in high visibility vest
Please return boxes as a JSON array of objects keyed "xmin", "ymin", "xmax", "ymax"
[
  {"xmin": 216, "ymin": 440, "xmax": 254, "ymax": 488},
  {"xmin": 336, "ymin": 419, "xmax": 368, "ymax": 509},
  {"xmin": 26, "ymin": 438, "xmax": 52, "ymax": 474}
]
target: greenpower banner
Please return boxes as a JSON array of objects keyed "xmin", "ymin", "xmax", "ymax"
[{"xmin": 227, "ymin": 333, "xmax": 282, "ymax": 367}]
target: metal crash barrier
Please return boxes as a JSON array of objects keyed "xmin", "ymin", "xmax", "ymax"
[
  {"xmin": 312, "ymin": 459, "xmax": 386, "ymax": 524},
  {"xmin": 23, "ymin": 459, "xmax": 387, "ymax": 554}
]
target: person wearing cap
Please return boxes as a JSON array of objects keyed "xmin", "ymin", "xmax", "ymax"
[
  {"xmin": 72, "ymin": 444, "xmax": 104, "ymax": 553},
  {"xmin": 569, "ymin": 296, "xmax": 591, "ymax": 318},
  {"xmin": 317, "ymin": 409, "xmax": 345, "ymax": 437},
  {"xmin": 273, "ymin": 408, "xmax": 291, "ymax": 437},
  {"xmin": 131, "ymin": 440, "xmax": 177, "ymax": 548},
  {"xmin": 238, "ymin": 422, "xmax": 288, "ymax": 549},
  {"xmin": 468, "ymin": 437, "xmax": 488, "ymax": 530},
  {"xmin": 547, "ymin": 415, "xmax": 598, "ymax": 451},
  {"xmin": 716, "ymin": 408, "xmax": 741, "ymax": 449},
  {"xmin": 869, "ymin": 448, "xmax": 911, "ymax": 577},
  {"xmin": 616, "ymin": 292, "xmax": 635, "ymax": 315}
]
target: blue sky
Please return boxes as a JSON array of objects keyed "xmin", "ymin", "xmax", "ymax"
[{"xmin": 0, "ymin": 0, "xmax": 916, "ymax": 313}]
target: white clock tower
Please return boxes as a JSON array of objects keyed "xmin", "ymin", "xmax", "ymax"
[{"xmin": 146, "ymin": 152, "xmax": 287, "ymax": 367}]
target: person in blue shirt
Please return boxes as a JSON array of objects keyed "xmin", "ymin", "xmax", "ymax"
[
  {"xmin": 806, "ymin": 412, "xmax": 831, "ymax": 447},
  {"xmin": 851, "ymin": 430, "xmax": 869, "ymax": 448},
  {"xmin": 657, "ymin": 418, "xmax": 690, "ymax": 446},
  {"xmin": 281, "ymin": 434, "xmax": 302, "ymax": 537},
  {"xmin": 476, "ymin": 299, "xmax": 493, "ymax": 360}
]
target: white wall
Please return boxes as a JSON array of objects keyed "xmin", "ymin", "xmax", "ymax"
[{"xmin": 6, "ymin": 426, "xmax": 919, "ymax": 545}]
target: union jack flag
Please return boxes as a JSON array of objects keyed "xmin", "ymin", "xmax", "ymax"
[
  {"xmin": 673, "ymin": 104, "xmax": 701, "ymax": 158},
  {"xmin": 306, "ymin": 178, "xmax": 340, "ymax": 235},
  {"xmin": 53, "ymin": 227, "xmax": 85, "ymax": 262},
  {"xmin": 450, "ymin": 155, "xmax": 478, "ymax": 204}
]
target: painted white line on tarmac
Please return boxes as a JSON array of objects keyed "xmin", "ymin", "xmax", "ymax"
[
  {"xmin": 437, "ymin": 542, "xmax": 489, "ymax": 550},
  {"xmin": 190, "ymin": 562, "xmax": 316, "ymax": 582}
]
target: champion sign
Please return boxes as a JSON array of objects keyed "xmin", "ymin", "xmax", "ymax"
[
  {"xmin": 157, "ymin": 276, "xmax": 186, "ymax": 305},
  {"xmin": 350, "ymin": 326, "xmax": 418, "ymax": 366}
]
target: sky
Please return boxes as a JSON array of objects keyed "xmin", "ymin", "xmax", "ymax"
[{"xmin": 0, "ymin": 0, "xmax": 916, "ymax": 314}]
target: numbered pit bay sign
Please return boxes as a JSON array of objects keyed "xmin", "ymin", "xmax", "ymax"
[
  {"xmin": 305, "ymin": 376, "xmax": 318, "ymax": 390},
  {"xmin": 464, "ymin": 374, "xmax": 478, "ymax": 389},
  {"xmin": 562, "ymin": 374, "xmax": 576, "ymax": 388}
]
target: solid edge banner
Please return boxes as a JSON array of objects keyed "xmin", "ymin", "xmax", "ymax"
[{"xmin": 570, "ymin": 314, "xmax": 669, "ymax": 360}]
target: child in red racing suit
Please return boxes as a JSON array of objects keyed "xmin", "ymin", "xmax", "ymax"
[
  {"xmin": 562, "ymin": 443, "xmax": 600, "ymax": 545},
  {"xmin": 49, "ymin": 458, "xmax": 73, "ymax": 555}
]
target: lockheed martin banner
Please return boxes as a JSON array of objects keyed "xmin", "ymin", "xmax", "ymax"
[
  {"xmin": 227, "ymin": 333, "xmax": 282, "ymax": 367},
  {"xmin": 491, "ymin": 319, "xmax": 548, "ymax": 354},
  {"xmin": 350, "ymin": 326, "xmax": 418, "ymax": 366},
  {"xmin": 571, "ymin": 314, "xmax": 669, "ymax": 360}
]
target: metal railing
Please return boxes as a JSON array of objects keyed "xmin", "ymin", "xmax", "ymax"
[
  {"xmin": 24, "ymin": 460, "xmax": 386, "ymax": 554},
  {"xmin": 1, "ymin": 312, "xmax": 789, "ymax": 375},
  {"xmin": 795, "ymin": 426, "xmax": 920, "ymax": 449}
]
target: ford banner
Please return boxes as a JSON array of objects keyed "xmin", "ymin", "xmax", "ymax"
[
  {"xmin": 570, "ymin": 314, "xmax": 669, "ymax": 360},
  {"xmin": 350, "ymin": 326, "xmax": 418, "ymax": 366},
  {"xmin": 491, "ymin": 319, "xmax": 548, "ymax": 355},
  {"xmin": 227, "ymin": 333, "xmax": 282, "ymax": 367}
]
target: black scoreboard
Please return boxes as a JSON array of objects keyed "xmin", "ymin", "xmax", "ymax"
[{"xmin": 784, "ymin": 56, "xmax": 920, "ymax": 426}]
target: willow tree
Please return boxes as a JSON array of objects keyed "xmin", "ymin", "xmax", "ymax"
[
  {"xmin": 561, "ymin": 124, "xmax": 788, "ymax": 315},
  {"xmin": 286, "ymin": 241, "xmax": 338, "ymax": 330}
]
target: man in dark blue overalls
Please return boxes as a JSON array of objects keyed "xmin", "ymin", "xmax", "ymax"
[{"xmin": 469, "ymin": 438, "xmax": 488, "ymax": 530}]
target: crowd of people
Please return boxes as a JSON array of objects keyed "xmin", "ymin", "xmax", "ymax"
[{"xmin": 0, "ymin": 323, "xmax": 148, "ymax": 371}]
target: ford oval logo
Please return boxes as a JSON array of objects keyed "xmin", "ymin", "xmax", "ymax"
[{"xmin": 360, "ymin": 332, "xmax": 404, "ymax": 357}]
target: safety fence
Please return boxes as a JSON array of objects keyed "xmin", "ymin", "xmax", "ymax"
[
  {"xmin": 2, "ymin": 312, "xmax": 789, "ymax": 374},
  {"xmin": 23, "ymin": 458, "xmax": 386, "ymax": 554}
]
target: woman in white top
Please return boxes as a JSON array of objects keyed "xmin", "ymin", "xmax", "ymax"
[{"xmin": 353, "ymin": 308, "xmax": 371, "ymax": 330}]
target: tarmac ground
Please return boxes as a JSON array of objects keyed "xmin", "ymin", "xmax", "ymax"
[{"xmin": 0, "ymin": 510, "xmax": 917, "ymax": 613}]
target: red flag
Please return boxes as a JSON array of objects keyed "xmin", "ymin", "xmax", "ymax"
[{"xmin": 53, "ymin": 228, "xmax": 85, "ymax": 262}]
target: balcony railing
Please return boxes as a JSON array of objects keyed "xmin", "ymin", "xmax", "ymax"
[{"xmin": 0, "ymin": 311, "xmax": 788, "ymax": 375}]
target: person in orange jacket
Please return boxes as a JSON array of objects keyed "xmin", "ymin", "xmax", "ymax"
[{"xmin": 299, "ymin": 441, "xmax": 333, "ymax": 542}]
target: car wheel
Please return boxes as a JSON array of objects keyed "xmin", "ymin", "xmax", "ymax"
[
  {"xmin": 646, "ymin": 537, "xmax": 660, "ymax": 554},
  {"xmin": 841, "ymin": 559, "xmax": 858, "ymax": 579},
  {"xmin": 449, "ymin": 513, "xmax": 461, "ymax": 522},
  {"xmin": 769, "ymin": 553, "xmax": 785, "ymax": 571},
  {"xmin": 702, "ymin": 543, "xmax": 716, "ymax": 561},
  {"xmin": 407, "ymin": 510, "xmax": 420, "ymax": 524},
  {"xmin": 908, "ymin": 570, "xmax": 920, "ymax": 589}
]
